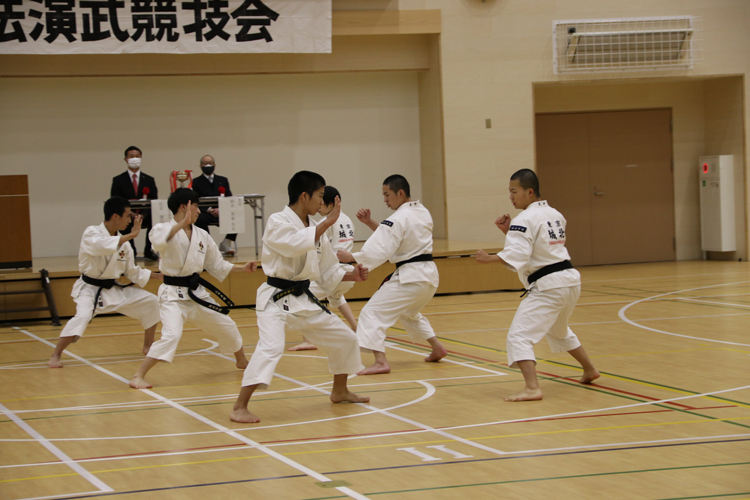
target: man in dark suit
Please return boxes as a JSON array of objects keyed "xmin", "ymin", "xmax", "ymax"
[
  {"xmin": 110, "ymin": 146, "xmax": 159, "ymax": 260},
  {"xmin": 191, "ymin": 154, "xmax": 238, "ymax": 255}
]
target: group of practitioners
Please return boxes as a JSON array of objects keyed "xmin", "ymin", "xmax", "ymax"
[{"xmin": 48, "ymin": 145, "xmax": 600, "ymax": 424}]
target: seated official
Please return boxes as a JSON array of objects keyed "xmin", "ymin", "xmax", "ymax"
[{"xmin": 191, "ymin": 154, "xmax": 238, "ymax": 255}]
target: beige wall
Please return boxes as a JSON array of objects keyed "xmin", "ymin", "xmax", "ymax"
[
  {"xmin": 398, "ymin": 0, "xmax": 750, "ymax": 260},
  {"xmin": 0, "ymin": 71, "xmax": 422, "ymax": 257}
]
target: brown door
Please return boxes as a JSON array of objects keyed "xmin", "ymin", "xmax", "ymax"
[{"xmin": 535, "ymin": 109, "xmax": 675, "ymax": 266}]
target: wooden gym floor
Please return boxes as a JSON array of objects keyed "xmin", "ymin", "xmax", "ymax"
[{"xmin": 1, "ymin": 261, "xmax": 749, "ymax": 500}]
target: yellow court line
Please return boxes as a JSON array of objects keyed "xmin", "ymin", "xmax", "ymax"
[{"xmin": 5, "ymin": 415, "xmax": 749, "ymax": 484}]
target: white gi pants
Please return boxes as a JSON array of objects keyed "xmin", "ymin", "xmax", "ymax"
[
  {"xmin": 356, "ymin": 279, "xmax": 437, "ymax": 353},
  {"xmin": 309, "ymin": 280, "xmax": 355, "ymax": 309},
  {"xmin": 147, "ymin": 295, "xmax": 243, "ymax": 363},
  {"xmin": 242, "ymin": 301, "xmax": 364, "ymax": 389},
  {"xmin": 506, "ymin": 284, "xmax": 582, "ymax": 368},
  {"xmin": 59, "ymin": 283, "xmax": 160, "ymax": 341}
]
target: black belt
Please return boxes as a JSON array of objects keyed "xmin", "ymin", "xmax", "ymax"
[
  {"xmin": 267, "ymin": 277, "xmax": 331, "ymax": 314},
  {"xmin": 81, "ymin": 274, "xmax": 134, "ymax": 316},
  {"xmin": 381, "ymin": 253, "xmax": 434, "ymax": 287},
  {"xmin": 521, "ymin": 260, "xmax": 574, "ymax": 297},
  {"xmin": 164, "ymin": 273, "xmax": 235, "ymax": 315}
]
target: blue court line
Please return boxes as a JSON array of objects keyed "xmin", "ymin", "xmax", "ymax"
[{"xmin": 44, "ymin": 437, "xmax": 749, "ymax": 499}]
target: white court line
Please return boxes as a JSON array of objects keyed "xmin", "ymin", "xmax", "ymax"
[
  {"xmin": 204, "ymin": 347, "xmax": 508, "ymax": 456},
  {"xmin": 675, "ymin": 297, "xmax": 750, "ymax": 309},
  {"xmin": 618, "ymin": 281, "xmax": 750, "ymax": 347},
  {"xmin": 12, "ymin": 491, "xmax": 105, "ymax": 500},
  {"xmin": 12, "ymin": 374, "xmax": 496, "ymax": 416},
  {"xmin": 0, "ymin": 402, "xmax": 113, "ymax": 493},
  {"xmin": 384, "ymin": 342, "xmax": 508, "ymax": 376},
  {"xmin": 14, "ymin": 328, "xmax": 371, "ymax": 500}
]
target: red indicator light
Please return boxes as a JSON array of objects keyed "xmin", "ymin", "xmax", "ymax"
[{"xmin": 702, "ymin": 163, "xmax": 709, "ymax": 174}]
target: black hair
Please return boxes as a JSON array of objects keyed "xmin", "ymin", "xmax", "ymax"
[
  {"xmin": 104, "ymin": 196, "xmax": 130, "ymax": 221},
  {"xmin": 124, "ymin": 146, "xmax": 142, "ymax": 157},
  {"xmin": 322, "ymin": 186, "xmax": 340, "ymax": 206},
  {"xmin": 168, "ymin": 187, "xmax": 199, "ymax": 214},
  {"xmin": 288, "ymin": 171, "xmax": 326, "ymax": 205},
  {"xmin": 510, "ymin": 168, "xmax": 540, "ymax": 197},
  {"xmin": 383, "ymin": 174, "xmax": 410, "ymax": 198}
]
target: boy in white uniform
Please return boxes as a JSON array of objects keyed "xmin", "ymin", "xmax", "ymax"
[
  {"xmin": 289, "ymin": 186, "xmax": 358, "ymax": 351},
  {"xmin": 129, "ymin": 188, "xmax": 257, "ymax": 389},
  {"xmin": 476, "ymin": 169, "xmax": 600, "ymax": 401},
  {"xmin": 49, "ymin": 197, "xmax": 161, "ymax": 368},
  {"xmin": 337, "ymin": 175, "xmax": 447, "ymax": 375},
  {"xmin": 230, "ymin": 171, "xmax": 370, "ymax": 424}
]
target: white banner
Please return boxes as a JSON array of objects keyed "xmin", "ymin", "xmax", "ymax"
[
  {"xmin": 0, "ymin": 0, "xmax": 331, "ymax": 54},
  {"xmin": 218, "ymin": 196, "xmax": 245, "ymax": 235},
  {"xmin": 150, "ymin": 199, "xmax": 173, "ymax": 224}
]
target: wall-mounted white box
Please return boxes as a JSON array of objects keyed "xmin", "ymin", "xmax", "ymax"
[{"xmin": 699, "ymin": 155, "xmax": 735, "ymax": 252}]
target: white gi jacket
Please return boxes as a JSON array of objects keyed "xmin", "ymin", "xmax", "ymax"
[
  {"xmin": 71, "ymin": 223, "xmax": 151, "ymax": 304},
  {"xmin": 325, "ymin": 211, "xmax": 355, "ymax": 254},
  {"xmin": 497, "ymin": 200, "xmax": 581, "ymax": 291},
  {"xmin": 257, "ymin": 206, "xmax": 347, "ymax": 313},
  {"xmin": 150, "ymin": 220, "xmax": 234, "ymax": 301},
  {"xmin": 352, "ymin": 200, "xmax": 439, "ymax": 287}
]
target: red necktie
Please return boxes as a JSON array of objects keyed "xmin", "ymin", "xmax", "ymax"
[{"xmin": 132, "ymin": 173, "xmax": 138, "ymax": 199}]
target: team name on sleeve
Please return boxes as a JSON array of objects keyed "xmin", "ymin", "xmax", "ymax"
[
  {"xmin": 381, "ymin": 220, "xmax": 394, "ymax": 227},
  {"xmin": 509, "ymin": 225, "xmax": 527, "ymax": 233}
]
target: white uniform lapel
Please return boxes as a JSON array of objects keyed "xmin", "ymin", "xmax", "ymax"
[
  {"xmin": 282, "ymin": 207, "xmax": 317, "ymax": 281},
  {"xmin": 97, "ymin": 223, "xmax": 123, "ymax": 278},
  {"xmin": 179, "ymin": 224, "xmax": 203, "ymax": 276}
]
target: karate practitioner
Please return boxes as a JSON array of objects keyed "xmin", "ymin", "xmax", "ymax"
[
  {"xmin": 49, "ymin": 197, "xmax": 161, "ymax": 368},
  {"xmin": 476, "ymin": 168, "xmax": 600, "ymax": 402},
  {"xmin": 289, "ymin": 186, "xmax": 358, "ymax": 351},
  {"xmin": 230, "ymin": 171, "xmax": 370, "ymax": 424},
  {"xmin": 129, "ymin": 188, "xmax": 257, "ymax": 389},
  {"xmin": 337, "ymin": 175, "xmax": 447, "ymax": 375}
]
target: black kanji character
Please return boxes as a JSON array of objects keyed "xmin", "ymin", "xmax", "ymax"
[
  {"xmin": 132, "ymin": 0, "xmax": 179, "ymax": 41},
  {"xmin": 0, "ymin": 0, "xmax": 26, "ymax": 42},
  {"xmin": 348, "ymin": 230, "xmax": 354, "ymax": 237},
  {"xmin": 547, "ymin": 221, "xmax": 552, "ymax": 228},
  {"xmin": 29, "ymin": 0, "xmax": 77, "ymax": 43},
  {"xmin": 182, "ymin": 0, "xmax": 207, "ymax": 41},
  {"xmin": 339, "ymin": 230, "xmax": 347, "ymax": 239},
  {"xmin": 548, "ymin": 229, "xmax": 557, "ymax": 240},
  {"xmin": 80, "ymin": 0, "xmax": 128, "ymax": 42},
  {"xmin": 555, "ymin": 220, "xmax": 561, "ymax": 227},
  {"xmin": 558, "ymin": 228, "xmax": 565, "ymax": 239},
  {"xmin": 231, "ymin": 0, "xmax": 278, "ymax": 42},
  {"xmin": 204, "ymin": 0, "xmax": 230, "ymax": 41}
]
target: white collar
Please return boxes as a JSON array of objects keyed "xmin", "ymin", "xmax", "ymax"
[
  {"xmin": 203, "ymin": 173, "xmax": 214, "ymax": 182},
  {"xmin": 283, "ymin": 205, "xmax": 312, "ymax": 230},
  {"xmin": 128, "ymin": 169, "xmax": 141, "ymax": 181}
]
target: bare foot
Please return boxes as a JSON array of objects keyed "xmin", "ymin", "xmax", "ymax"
[
  {"xmin": 357, "ymin": 361, "xmax": 390, "ymax": 375},
  {"xmin": 504, "ymin": 387, "xmax": 543, "ymax": 402},
  {"xmin": 129, "ymin": 376, "xmax": 152, "ymax": 389},
  {"xmin": 424, "ymin": 345, "xmax": 447, "ymax": 363},
  {"xmin": 236, "ymin": 358, "xmax": 249, "ymax": 370},
  {"xmin": 580, "ymin": 369, "xmax": 600, "ymax": 384},
  {"xmin": 230, "ymin": 408, "xmax": 260, "ymax": 423},
  {"xmin": 330, "ymin": 390, "xmax": 370, "ymax": 404},
  {"xmin": 48, "ymin": 355, "xmax": 63, "ymax": 368},
  {"xmin": 287, "ymin": 342, "xmax": 318, "ymax": 351}
]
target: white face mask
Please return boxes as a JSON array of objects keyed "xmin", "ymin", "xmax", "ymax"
[{"xmin": 127, "ymin": 157, "xmax": 141, "ymax": 168}]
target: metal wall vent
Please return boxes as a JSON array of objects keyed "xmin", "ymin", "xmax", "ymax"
[{"xmin": 553, "ymin": 16, "xmax": 700, "ymax": 74}]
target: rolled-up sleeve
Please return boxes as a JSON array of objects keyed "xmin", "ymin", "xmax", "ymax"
[
  {"xmin": 149, "ymin": 223, "xmax": 172, "ymax": 255},
  {"xmin": 80, "ymin": 228, "xmax": 120, "ymax": 257},
  {"xmin": 497, "ymin": 225, "xmax": 533, "ymax": 273},
  {"xmin": 263, "ymin": 219, "xmax": 317, "ymax": 258},
  {"xmin": 352, "ymin": 219, "xmax": 402, "ymax": 272}
]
